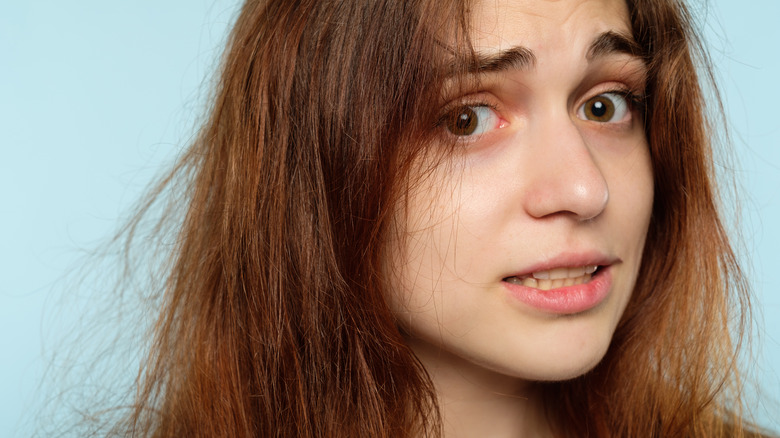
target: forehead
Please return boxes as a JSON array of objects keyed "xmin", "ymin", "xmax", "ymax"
[{"xmin": 470, "ymin": 0, "xmax": 632, "ymax": 53}]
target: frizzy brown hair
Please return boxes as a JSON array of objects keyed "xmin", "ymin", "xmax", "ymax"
[
  {"xmin": 548, "ymin": 0, "xmax": 759, "ymax": 436},
  {"xmin": 93, "ymin": 0, "xmax": 761, "ymax": 436},
  {"xmin": 116, "ymin": 0, "xmax": 465, "ymax": 436}
]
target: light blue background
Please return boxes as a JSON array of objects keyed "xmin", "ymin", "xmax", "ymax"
[{"xmin": 1, "ymin": 1, "xmax": 777, "ymax": 435}]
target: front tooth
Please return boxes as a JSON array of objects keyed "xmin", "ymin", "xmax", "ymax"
[
  {"xmin": 532, "ymin": 270, "xmax": 550, "ymax": 279},
  {"xmin": 548, "ymin": 267, "xmax": 569, "ymax": 280}
]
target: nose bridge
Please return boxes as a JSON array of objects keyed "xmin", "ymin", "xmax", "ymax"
[{"xmin": 522, "ymin": 110, "xmax": 609, "ymax": 221}]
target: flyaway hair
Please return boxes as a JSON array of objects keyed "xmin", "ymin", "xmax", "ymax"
[{"xmin": 57, "ymin": 0, "xmax": 767, "ymax": 436}]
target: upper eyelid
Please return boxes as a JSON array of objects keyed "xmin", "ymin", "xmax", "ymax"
[
  {"xmin": 581, "ymin": 81, "xmax": 644, "ymax": 99},
  {"xmin": 437, "ymin": 93, "xmax": 502, "ymax": 120},
  {"xmin": 441, "ymin": 91, "xmax": 501, "ymax": 108},
  {"xmin": 581, "ymin": 89, "xmax": 640, "ymax": 106}
]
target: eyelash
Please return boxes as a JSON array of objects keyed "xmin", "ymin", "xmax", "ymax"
[
  {"xmin": 436, "ymin": 101, "xmax": 500, "ymax": 125},
  {"xmin": 603, "ymin": 89, "xmax": 646, "ymax": 112}
]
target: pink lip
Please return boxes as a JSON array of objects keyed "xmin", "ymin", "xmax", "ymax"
[
  {"xmin": 503, "ymin": 267, "xmax": 613, "ymax": 314},
  {"xmin": 502, "ymin": 252, "xmax": 619, "ymax": 314}
]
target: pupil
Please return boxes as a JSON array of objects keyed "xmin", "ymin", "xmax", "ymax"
[
  {"xmin": 456, "ymin": 113, "xmax": 472, "ymax": 130},
  {"xmin": 445, "ymin": 106, "xmax": 478, "ymax": 135},
  {"xmin": 591, "ymin": 101, "xmax": 607, "ymax": 117}
]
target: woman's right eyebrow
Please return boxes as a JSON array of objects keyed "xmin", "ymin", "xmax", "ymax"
[
  {"xmin": 466, "ymin": 30, "xmax": 643, "ymax": 75},
  {"xmin": 470, "ymin": 46, "xmax": 536, "ymax": 73}
]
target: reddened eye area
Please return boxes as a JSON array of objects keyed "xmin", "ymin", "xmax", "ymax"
[
  {"xmin": 444, "ymin": 105, "xmax": 499, "ymax": 136},
  {"xmin": 578, "ymin": 92, "xmax": 630, "ymax": 123}
]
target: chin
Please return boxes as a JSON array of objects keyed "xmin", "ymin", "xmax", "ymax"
[
  {"xmin": 490, "ymin": 322, "xmax": 617, "ymax": 383},
  {"xmin": 528, "ymin": 349, "xmax": 607, "ymax": 382}
]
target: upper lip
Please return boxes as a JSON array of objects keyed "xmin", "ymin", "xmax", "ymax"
[{"xmin": 502, "ymin": 251, "xmax": 620, "ymax": 280}]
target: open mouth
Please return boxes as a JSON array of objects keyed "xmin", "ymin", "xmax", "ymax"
[{"xmin": 503, "ymin": 265, "xmax": 601, "ymax": 291}]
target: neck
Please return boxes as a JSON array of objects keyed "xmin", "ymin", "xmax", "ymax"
[{"xmin": 408, "ymin": 338, "xmax": 556, "ymax": 438}]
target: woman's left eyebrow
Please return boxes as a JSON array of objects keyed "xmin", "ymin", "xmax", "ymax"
[
  {"xmin": 586, "ymin": 31, "xmax": 644, "ymax": 61},
  {"xmin": 470, "ymin": 30, "xmax": 644, "ymax": 74}
]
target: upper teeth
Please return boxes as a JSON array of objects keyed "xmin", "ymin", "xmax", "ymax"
[
  {"xmin": 504, "ymin": 265, "xmax": 599, "ymax": 290},
  {"xmin": 529, "ymin": 265, "xmax": 597, "ymax": 280}
]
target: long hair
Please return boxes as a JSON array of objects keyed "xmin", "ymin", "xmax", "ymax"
[
  {"xmin": 116, "ymin": 0, "xmax": 464, "ymax": 436},
  {"xmin": 549, "ymin": 0, "xmax": 758, "ymax": 436},
  {"xmin": 97, "ymin": 0, "xmax": 759, "ymax": 436}
]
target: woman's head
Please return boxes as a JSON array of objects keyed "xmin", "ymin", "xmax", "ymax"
[
  {"xmin": 384, "ymin": 0, "xmax": 653, "ymax": 385},
  {"xmin": 123, "ymin": 0, "xmax": 751, "ymax": 436}
]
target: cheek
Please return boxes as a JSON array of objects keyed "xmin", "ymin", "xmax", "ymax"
[
  {"xmin": 383, "ymin": 168, "xmax": 470, "ymax": 320},
  {"xmin": 604, "ymin": 137, "xmax": 654, "ymax": 287},
  {"xmin": 619, "ymin": 141, "xmax": 654, "ymax": 235},
  {"xmin": 594, "ymin": 130, "xmax": 654, "ymax": 229},
  {"xmin": 385, "ymin": 193, "xmax": 453, "ymax": 310}
]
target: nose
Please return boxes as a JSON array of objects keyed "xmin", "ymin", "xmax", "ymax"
[{"xmin": 522, "ymin": 115, "xmax": 609, "ymax": 221}]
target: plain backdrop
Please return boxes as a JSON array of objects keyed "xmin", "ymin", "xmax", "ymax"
[{"xmin": 1, "ymin": 1, "xmax": 778, "ymax": 435}]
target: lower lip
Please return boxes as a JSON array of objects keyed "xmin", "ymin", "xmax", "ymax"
[{"xmin": 502, "ymin": 267, "xmax": 613, "ymax": 314}]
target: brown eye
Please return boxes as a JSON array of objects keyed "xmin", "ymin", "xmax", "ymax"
[
  {"xmin": 583, "ymin": 96, "xmax": 615, "ymax": 121},
  {"xmin": 578, "ymin": 92, "xmax": 629, "ymax": 123},
  {"xmin": 446, "ymin": 106, "xmax": 478, "ymax": 135},
  {"xmin": 443, "ymin": 105, "xmax": 498, "ymax": 136}
]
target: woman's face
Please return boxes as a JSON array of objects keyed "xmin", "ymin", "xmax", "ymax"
[{"xmin": 386, "ymin": 0, "xmax": 652, "ymax": 384}]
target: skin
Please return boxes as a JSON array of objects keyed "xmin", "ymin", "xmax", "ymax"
[{"xmin": 385, "ymin": 0, "xmax": 653, "ymax": 436}]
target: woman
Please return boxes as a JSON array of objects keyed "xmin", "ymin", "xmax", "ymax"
[{"xmin": 98, "ymin": 0, "xmax": 764, "ymax": 436}]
